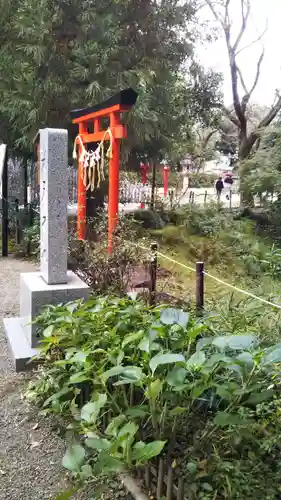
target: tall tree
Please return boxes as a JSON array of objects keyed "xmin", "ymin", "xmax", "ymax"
[
  {"xmin": 0, "ymin": 0, "xmax": 222, "ymax": 162},
  {"xmin": 205, "ymin": 0, "xmax": 281, "ymax": 163}
]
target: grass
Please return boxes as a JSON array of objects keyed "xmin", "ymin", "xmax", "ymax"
[{"xmin": 149, "ymin": 210, "xmax": 281, "ymax": 344}]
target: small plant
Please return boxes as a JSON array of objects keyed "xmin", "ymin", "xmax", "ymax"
[{"xmin": 19, "ymin": 216, "xmax": 40, "ymax": 258}]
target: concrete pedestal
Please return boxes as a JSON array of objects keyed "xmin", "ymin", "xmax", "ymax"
[{"xmin": 4, "ymin": 271, "xmax": 90, "ymax": 371}]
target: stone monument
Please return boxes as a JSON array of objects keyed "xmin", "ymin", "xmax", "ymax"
[{"xmin": 3, "ymin": 128, "xmax": 90, "ymax": 371}]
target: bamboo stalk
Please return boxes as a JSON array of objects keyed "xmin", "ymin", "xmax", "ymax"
[
  {"xmin": 177, "ymin": 477, "xmax": 184, "ymax": 500},
  {"xmin": 166, "ymin": 467, "xmax": 173, "ymax": 500},
  {"xmin": 157, "ymin": 459, "xmax": 164, "ymax": 499}
]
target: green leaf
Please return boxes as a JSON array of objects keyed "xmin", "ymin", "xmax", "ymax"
[
  {"xmin": 186, "ymin": 351, "xmax": 206, "ymax": 368},
  {"xmin": 71, "ymin": 351, "xmax": 88, "ymax": 363},
  {"xmin": 62, "ymin": 444, "xmax": 85, "ymax": 472},
  {"xmin": 43, "ymin": 386, "xmax": 72, "ymax": 407},
  {"xmin": 246, "ymin": 390, "xmax": 274, "ymax": 405},
  {"xmin": 196, "ymin": 337, "xmax": 214, "ymax": 351},
  {"xmin": 160, "ymin": 308, "xmax": 189, "ymax": 328},
  {"xmin": 106, "ymin": 415, "xmax": 126, "ymax": 437},
  {"xmin": 212, "ymin": 335, "xmax": 256, "ymax": 351},
  {"xmin": 94, "ymin": 452, "xmax": 125, "ymax": 474},
  {"xmin": 122, "ymin": 331, "xmax": 144, "ymax": 348},
  {"xmin": 69, "ymin": 372, "xmax": 90, "ymax": 384},
  {"xmin": 188, "ymin": 323, "xmax": 207, "ymax": 341},
  {"xmin": 202, "ymin": 483, "xmax": 213, "ymax": 492},
  {"xmin": 149, "ymin": 353, "xmax": 185, "ymax": 375},
  {"xmin": 204, "ymin": 354, "xmax": 231, "ymax": 367},
  {"xmin": 236, "ymin": 352, "xmax": 254, "ymax": 367},
  {"xmin": 118, "ymin": 421, "xmax": 138, "ymax": 439},
  {"xmin": 263, "ymin": 346, "xmax": 281, "ymax": 364},
  {"xmin": 125, "ymin": 406, "xmax": 150, "ymax": 418},
  {"xmin": 120, "ymin": 367, "xmax": 144, "ymax": 382},
  {"xmin": 132, "ymin": 440, "xmax": 166, "ymax": 464},
  {"xmin": 212, "ymin": 336, "xmax": 229, "ymax": 350},
  {"xmin": 169, "ymin": 406, "xmax": 185, "ymax": 416},
  {"xmin": 81, "ymin": 394, "xmax": 107, "ymax": 423},
  {"xmin": 102, "ymin": 365, "xmax": 140, "ymax": 381},
  {"xmin": 55, "ymin": 489, "xmax": 79, "ymax": 500},
  {"xmin": 186, "ymin": 462, "xmax": 197, "ymax": 474},
  {"xmin": 85, "ymin": 438, "xmax": 111, "ymax": 451},
  {"xmin": 228, "ymin": 335, "xmax": 256, "ymax": 350},
  {"xmin": 214, "ymin": 412, "xmax": 251, "ymax": 428},
  {"xmin": 166, "ymin": 367, "xmax": 187, "ymax": 387},
  {"xmin": 145, "ymin": 379, "xmax": 163, "ymax": 401},
  {"xmin": 80, "ymin": 464, "xmax": 93, "ymax": 479},
  {"xmin": 43, "ymin": 325, "xmax": 55, "ymax": 338}
]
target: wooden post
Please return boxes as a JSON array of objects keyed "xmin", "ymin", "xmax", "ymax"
[
  {"xmin": 196, "ymin": 261, "xmax": 204, "ymax": 313},
  {"xmin": 204, "ymin": 190, "xmax": 207, "ymax": 205},
  {"xmin": 15, "ymin": 198, "xmax": 20, "ymax": 245},
  {"xmin": 23, "ymin": 157, "xmax": 28, "ymax": 209},
  {"xmin": 149, "ymin": 243, "xmax": 157, "ymax": 306},
  {"xmin": 1, "ymin": 146, "xmax": 8, "ymax": 257}
]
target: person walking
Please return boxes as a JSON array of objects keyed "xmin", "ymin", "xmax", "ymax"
[
  {"xmin": 224, "ymin": 174, "xmax": 233, "ymax": 200},
  {"xmin": 215, "ymin": 176, "xmax": 224, "ymax": 201}
]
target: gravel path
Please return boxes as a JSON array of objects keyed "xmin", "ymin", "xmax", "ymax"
[{"xmin": 0, "ymin": 257, "xmax": 91, "ymax": 500}]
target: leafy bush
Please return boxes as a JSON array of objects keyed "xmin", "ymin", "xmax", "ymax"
[
  {"xmin": 174, "ymin": 203, "xmax": 228, "ymax": 237},
  {"xmin": 188, "ymin": 173, "xmax": 216, "ymax": 188},
  {"xmin": 68, "ymin": 215, "xmax": 145, "ymax": 295},
  {"xmin": 19, "ymin": 216, "xmax": 40, "ymax": 258},
  {"xmin": 26, "ymin": 296, "xmax": 281, "ymax": 498}
]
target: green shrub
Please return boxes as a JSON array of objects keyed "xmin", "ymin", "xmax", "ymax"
[
  {"xmin": 188, "ymin": 173, "xmax": 216, "ymax": 188},
  {"xmin": 26, "ymin": 297, "xmax": 281, "ymax": 498},
  {"xmin": 68, "ymin": 214, "xmax": 146, "ymax": 295}
]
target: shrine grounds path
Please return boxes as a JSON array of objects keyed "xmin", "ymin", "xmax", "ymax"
[{"xmin": 0, "ymin": 257, "xmax": 97, "ymax": 500}]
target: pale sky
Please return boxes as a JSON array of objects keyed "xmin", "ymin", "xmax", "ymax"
[{"xmin": 197, "ymin": 0, "xmax": 281, "ymax": 106}]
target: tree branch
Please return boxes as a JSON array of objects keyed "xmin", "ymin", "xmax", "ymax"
[
  {"xmin": 241, "ymin": 48, "xmax": 264, "ymax": 112},
  {"xmin": 233, "ymin": 0, "xmax": 251, "ymax": 52},
  {"xmin": 258, "ymin": 95, "xmax": 281, "ymax": 129},
  {"xmin": 237, "ymin": 65, "xmax": 248, "ymax": 95},
  {"xmin": 236, "ymin": 21, "xmax": 268, "ymax": 55},
  {"xmin": 221, "ymin": 104, "xmax": 240, "ymax": 127}
]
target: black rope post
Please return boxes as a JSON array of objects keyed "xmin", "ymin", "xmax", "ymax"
[
  {"xmin": 204, "ymin": 190, "xmax": 207, "ymax": 205},
  {"xmin": 229, "ymin": 188, "xmax": 232, "ymax": 210},
  {"xmin": 149, "ymin": 242, "xmax": 157, "ymax": 306},
  {"xmin": 23, "ymin": 157, "xmax": 28, "ymax": 209},
  {"xmin": 15, "ymin": 198, "xmax": 20, "ymax": 245},
  {"xmin": 196, "ymin": 261, "xmax": 204, "ymax": 313},
  {"xmin": 1, "ymin": 146, "xmax": 8, "ymax": 257}
]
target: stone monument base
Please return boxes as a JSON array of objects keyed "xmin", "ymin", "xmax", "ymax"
[
  {"xmin": 3, "ymin": 317, "xmax": 38, "ymax": 372},
  {"xmin": 4, "ymin": 270, "xmax": 90, "ymax": 372}
]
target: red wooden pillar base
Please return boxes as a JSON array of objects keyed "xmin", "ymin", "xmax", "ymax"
[
  {"xmin": 163, "ymin": 165, "xmax": 169, "ymax": 197},
  {"xmin": 108, "ymin": 112, "xmax": 121, "ymax": 253}
]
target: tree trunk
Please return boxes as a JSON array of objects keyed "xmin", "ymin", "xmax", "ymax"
[{"xmin": 238, "ymin": 135, "xmax": 256, "ymax": 207}]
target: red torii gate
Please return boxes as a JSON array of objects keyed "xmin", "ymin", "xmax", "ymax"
[{"xmin": 70, "ymin": 88, "xmax": 138, "ymax": 252}]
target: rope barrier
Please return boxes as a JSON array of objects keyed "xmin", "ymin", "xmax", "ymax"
[{"xmin": 136, "ymin": 242, "xmax": 281, "ymax": 311}]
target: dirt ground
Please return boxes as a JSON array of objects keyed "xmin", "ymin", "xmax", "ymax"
[{"xmin": 0, "ymin": 257, "xmax": 109, "ymax": 500}]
